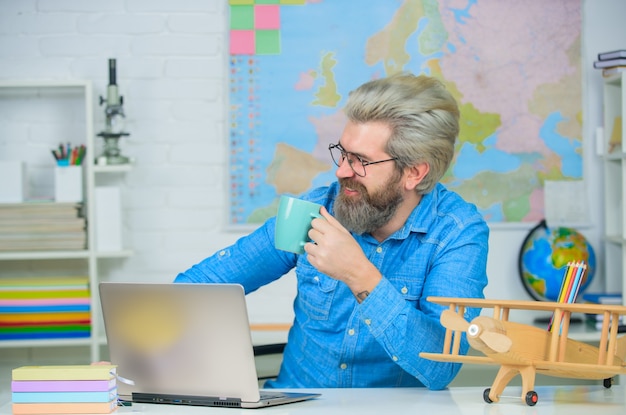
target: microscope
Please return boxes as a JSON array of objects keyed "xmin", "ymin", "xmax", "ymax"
[{"xmin": 96, "ymin": 58, "xmax": 131, "ymax": 165}]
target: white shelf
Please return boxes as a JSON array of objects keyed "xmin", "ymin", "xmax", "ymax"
[
  {"xmin": 96, "ymin": 249, "xmax": 133, "ymax": 258},
  {"xmin": 601, "ymin": 71, "xmax": 626, "ymax": 301},
  {"xmin": 0, "ymin": 80, "xmax": 92, "ymax": 88},
  {"xmin": 0, "ymin": 338, "xmax": 93, "ymax": 349},
  {"xmin": 0, "ymin": 250, "xmax": 90, "ymax": 260},
  {"xmin": 0, "ymin": 250, "xmax": 133, "ymax": 261},
  {"xmin": 93, "ymin": 164, "xmax": 133, "ymax": 173},
  {"xmin": 0, "ymin": 80, "xmax": 132, "ymax": 362},
  {"xmin": 604, "ymin": 234, "xmax": 625, "ymax": 243}
]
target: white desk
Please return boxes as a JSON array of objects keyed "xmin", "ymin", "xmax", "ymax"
[{"xmin": 2, "ymin": 385, "xmax": 625, "ymax": 415}]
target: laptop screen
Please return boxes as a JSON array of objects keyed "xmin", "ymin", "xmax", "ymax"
[{"xmin": 99, "ymin": 282, "xmax": 262, "ymax": 403}]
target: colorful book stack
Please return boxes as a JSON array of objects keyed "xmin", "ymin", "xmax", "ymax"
[
  {"xmin": 547, "ymin": 261, "xmax": 588, "ymax": 332},
  {"xmin": 11, "ymin": 365, "xmax": 118, "ymax": 414},
  {"xmin": 0, "ymin": 276, "xmax": 91, "ymax": 341}
]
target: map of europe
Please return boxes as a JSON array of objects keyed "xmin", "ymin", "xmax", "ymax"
[{"xmin": 228, "ymin": 0, "xmax": 582, "ymax": 226}]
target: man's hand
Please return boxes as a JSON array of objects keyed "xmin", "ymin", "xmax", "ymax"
[{"xmin": 305, "ymin": 207, "xmax": 382, "ymax": 302}]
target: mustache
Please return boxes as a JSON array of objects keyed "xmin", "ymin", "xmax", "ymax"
[
  {"xmin": 339, "ymin": 178, "xmax": 365, "ymax": 193},
  {"xmin": 338, "ymin": 178, "xmax": 370, "ymax": 204}
]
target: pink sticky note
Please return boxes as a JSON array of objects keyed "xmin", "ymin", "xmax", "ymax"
[
  {"xmin": 255, "ymin": 5, "xmax": 280, "ymax": 29},
  {"xmin": 230, "ymin": 30, "xmax": 255, "ymax": 55}
]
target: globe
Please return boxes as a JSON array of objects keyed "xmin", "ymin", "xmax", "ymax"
[{"xmin": 518, "ymin": 220, "xmax": 596, "ymax": 302}]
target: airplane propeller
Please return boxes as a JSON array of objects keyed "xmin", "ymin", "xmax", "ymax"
[{"xmin": 440, "ymin": 310, "xmax": 513, "ymax": 353}]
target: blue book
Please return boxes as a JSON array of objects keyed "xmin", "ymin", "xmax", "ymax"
[
  {"xmin": 0, "ymin": 331, "xmax": 90, "ymax": 341},
  {"xmin": 12, "ymin": 388, "xmax": 117, "ymax": 403},
  {"xmin": 582, "ymin": 292, "xmax": 622, "ymax": 304},
  {"xmin": 598, "ymin": 49, "xmax": 626, "ymax": 61},
  {"xmin": 0, "ymin": 304, "xmax": 90, "ymax": 312}
]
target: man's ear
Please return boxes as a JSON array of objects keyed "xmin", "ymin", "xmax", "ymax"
[{"xmin": 405, "ymin": 162, "xmax": 429, "ymax": 191}]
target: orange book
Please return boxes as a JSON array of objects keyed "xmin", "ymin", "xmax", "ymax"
[{"xmin": 12, "ymin": 400, "xmax": 117, "ymax": 414}]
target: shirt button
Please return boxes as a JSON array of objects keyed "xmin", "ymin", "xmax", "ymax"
[
  {"xmin": 219, "ymin": 250, "xmax": 226, "ymax": 256},
  {"xmin": 401, "ymin": 286, "xmax": 408, "ymax": 294},
  {"xmin": 364, "ymin": 319, "xmax": 371, "ymax": 325},
  {"xmin": 376, "ymin": 247, "xmax": 383, "ymax": 253},
  {"xmin": 392, "ymin": 356, "xmax": 399, "ymax": 361},
  {"xmin": 348, "ymin": 329, "xmax": 355, "ymax": 336},
  {"xmin": 340, "ymin": 363, "xmax": 347, "ymax": 370},
  {"xmin": 313, "ymin": 276, "xmax": 319, "ymax": 282}
]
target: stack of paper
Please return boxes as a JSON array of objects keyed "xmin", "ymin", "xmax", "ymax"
[
  {"xmin": 0, "ymin": 202, "xmax": 86, "ymax": 251},
  {"xmin": 11, "ymin": 365, "xmax": 118, "ymax": 414},
  {"xmin": 0, "ymin": 276, "xmax": 91, "ymax": 341}
]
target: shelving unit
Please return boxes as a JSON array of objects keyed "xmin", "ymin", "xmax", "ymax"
[
  {"xmin": 0, "ymin": 80, "xmax": 131, "ymax": 362},
  {"xmin": 601, "ymin": 72, "xmax": 626, "ymax": 305}
]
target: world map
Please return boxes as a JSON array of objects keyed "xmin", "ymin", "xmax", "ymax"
[{"xmin": 228, "ymin": 0, "xmax": 582, "ymax": 226}]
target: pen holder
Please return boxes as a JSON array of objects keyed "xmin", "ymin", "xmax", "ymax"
[{"xmin": 55, "ymin": 166, "xmax": 83, "ymax": 203}]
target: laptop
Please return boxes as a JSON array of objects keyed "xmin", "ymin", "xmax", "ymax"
[{"xmin": 98, "ymin": 282, "xmax": 320, "ymax": 408}]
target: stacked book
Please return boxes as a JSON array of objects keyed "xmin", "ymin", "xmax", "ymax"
[
  {"xmin": 582, "ymin": 292, "xmax": 624, "ymax": 331},
  {"xmin": 11, "ymin": 365, "xmax": 118, "ymax": 414},
  {"xmin": 593, "ymin": 49, "xmax": 626, "ymax": 77},
  {"xmin": 0, "ymin": 202, "xmax": 86, "ymax": 251},
  {"xmin": 0, "ymin": 276, "xmax": 91, "ymax": 341}
]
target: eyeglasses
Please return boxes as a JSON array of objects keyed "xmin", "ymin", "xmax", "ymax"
[{"xmin": 328, "ymin": 143, "xmax": 397, "ymax": 177}]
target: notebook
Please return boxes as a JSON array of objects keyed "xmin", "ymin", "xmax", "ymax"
[{"xmin": 98, "ymin": 282, "xmax": 320, "ymax": 408}]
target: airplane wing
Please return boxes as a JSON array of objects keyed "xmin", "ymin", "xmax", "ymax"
[
  {"xmin": 426, "ymin": 296, "xmax": 626, "ymax": 316},
  {"xmin": 419, "ymin": 352, "xmax": 497, "ymax": 365},
  {"xmin": 419, "ymin": 346, "xmax": 626, "ymax": 373},
  {"xmin": 534, "ymin": 360, "xmax": 626, "ymax": 378}
]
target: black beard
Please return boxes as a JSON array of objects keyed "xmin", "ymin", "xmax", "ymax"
[{"xmin": 334, "ymin": 174, "xmax": 404, "ymax": 235}]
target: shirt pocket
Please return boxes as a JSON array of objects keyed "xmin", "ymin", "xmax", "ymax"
[
  {"xmin": 386, "ymin": 275, "xmax": 424, "ymax": 307},
  {"xmin": 296, "ymin": 262, "xmax": 338, "ymax": 321}
]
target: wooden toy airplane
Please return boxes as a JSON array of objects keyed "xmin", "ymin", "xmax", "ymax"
[{"xmin": 419, "ymin": 297, "xmax": 626, "ymax": 406}]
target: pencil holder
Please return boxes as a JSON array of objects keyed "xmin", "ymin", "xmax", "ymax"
[{"xmin": 55, "ymin": 166, "xmax": 83, "ymax": 203}]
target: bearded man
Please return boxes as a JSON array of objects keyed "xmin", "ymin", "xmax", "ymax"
[{"xmin": 175, "ymin": 73, "xmax": 489, "ymax": 390}]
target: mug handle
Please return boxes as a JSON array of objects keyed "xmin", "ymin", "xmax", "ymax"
[{"xmin": 300, "ymin": 212, "xmax": 322, "ymax": 248}]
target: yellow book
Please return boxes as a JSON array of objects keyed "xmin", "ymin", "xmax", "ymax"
[
  {"xmin": 12, "ymin": 365, "xmax": 117, "ymax": 381},
  {"xmin": 0, "ymin": 290, "xmax": 89, "ymax": 299},
  {"xmin": 12, "ymin": 400, "xmax": 117, "ymax": 414},
  {"xmin": 609, "ymin": 116, "xmax": 622, "ymax": 153},
  {"xmin": 0, "ymin": 276, "xmax": 89, "ymax": 289}
]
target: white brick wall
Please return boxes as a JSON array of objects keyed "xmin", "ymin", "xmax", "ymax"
[
  {"xmin": 1, "ymin": 0, "xmax": 626, "ymax": 328},
  {"xmin": 0, "ymin": 0, "xmax": 227, "ymax": 269},
  {"xmin": 0, "ymin": 0, "xmax": 296, "ymax": 325}
]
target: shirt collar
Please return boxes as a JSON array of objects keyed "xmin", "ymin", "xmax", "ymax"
[{"xmin": 389, "ymin": 184, "xmax": 438, "ymax": 240}]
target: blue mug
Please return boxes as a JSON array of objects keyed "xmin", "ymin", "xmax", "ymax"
[{"xmin": 275, "ymin": 196, "xmax": 322, "ymax": 254}]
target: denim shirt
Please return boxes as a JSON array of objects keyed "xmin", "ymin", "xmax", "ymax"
[{"xmin": 174, "ymin": 182, "xmax": 489, "ymax": 390}]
